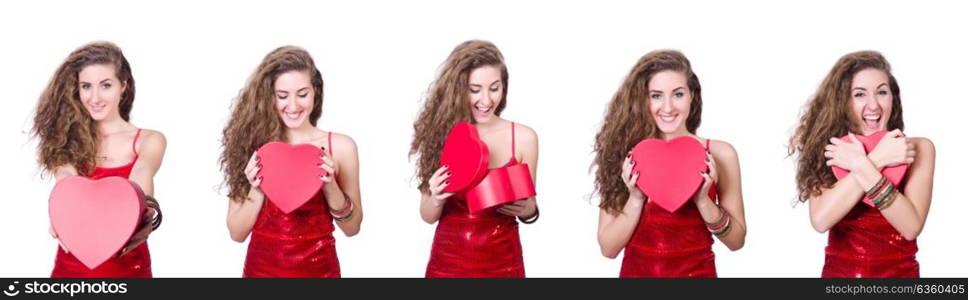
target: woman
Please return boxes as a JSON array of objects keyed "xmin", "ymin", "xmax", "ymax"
[
  {"xmin": 593, "ymin": 50, "xmax": 746, "ymax": 277},
  {"xmin": 410, "ymin": 40, "xmax": 539, "ymax": 277},
  {"xmin": 33, "ymin": 41, "xmax": 166, "ymax": 278},
  {"xmin": 789, "ymin": 51, "xmax": 934, "ymax": 277},
  {"xmin": 221, "ymin": 46, "xmax": 362, "ymax": 278}
]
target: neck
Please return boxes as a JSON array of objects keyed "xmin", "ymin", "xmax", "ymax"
[
  {"xmin": 285, "ymin": 122, "xmax": 318, "ymax": 144},
  {"xmin": 660, "ymin": 128, "xmax": 690, "ymax": 140},
  {"xmin": 475, "ymin": 117, "xmax": 504, "ymax": 133},
  {"xmin": 96, "ymin": 115, "xmax": 128, "ymax": 136}
]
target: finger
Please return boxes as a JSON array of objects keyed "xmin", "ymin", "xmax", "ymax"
[
  {"xmin": 824, "ymin": 151, "xmax": 834, "ymax": 158},
  {"xmin": 890, "ymin": 129, "xmax": 903, "ymax": 137},
  {"xmin": 320, "ymin": 175, "xmax": 333, "ymax": 183},
  {"xmin": 905, "ymin": 157, "xmax": 915, "ymax": 164},
  {"xmin": 628, "ymin": 172, "xmax": 640, "ymax": 188},
  {"xmin": 907, "ymin": 150, "xmax": 916, "ymax": 158},
  {"xmin": 433, "ymin": 165, "xmax": 449, "ymax": 178},
  {"xmin": 829, "ymin": 137, "xmax": 842, "ymax": 145},
  {"xmin": 320, "ymin": 153, "xmax": 336, "ymax": 169},
  {"xmin": 435, "ymin": 193, "xmax": 454, "ymax": 202},
  {"xmin": 252, "ymin": 176, "xmax": 263, "ymax": 188},
  {"xmin": 847, "ymin": 133, "xmax": 861, "ymax": 144},
  {"xmin": 825, "ymin": 144, "xmax": 835, "ymax": 151},
  {"xmin": 826, "ymin": 159, "xmax": 834, "ymax": 166},
  {"xmin": 319, "ymin": 162, "xmax": 335, "ymax": 175},
  {"xmin": 58, "ymin": 240, "xmax": 69, "ymax": 253}
]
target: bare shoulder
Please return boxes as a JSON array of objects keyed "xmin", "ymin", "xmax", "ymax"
[
  {"xmin": 327, "ymin": 131, "xmax": 359, "ymax": 157},
  {"xmin": 911, "ymin": 137, "xmax": 935, "ymax": 152},
  {"xmin": 136, "ymin": 129, "xmax": 167, "ymax": 154},
  {"xmin": 708, "ymin": 139, "xmax": 738, "ymax": 161},
  {"xmin": 510, "ymin": 121, "xmax": 538, "ymax": 145}
]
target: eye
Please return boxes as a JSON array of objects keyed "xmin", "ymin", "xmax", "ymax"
[
  {"xmin": 489, "ymin": 85, "xmax": 500, "ymax": 92},
  {"xmin": 650, "ymin": 93, "xmax": 661, "ymax": 100},
  {"xmin": 877, "ymin": 90, "xmax": 889, "ymax": 96},
  {"xmin": 80, "ymin": 83, "xmax": 91, "ymax": 90},
  {"xmin": 853, "ymin": 92, "xmax": 865, "ymax": 98},
  {"xmin": 277, "ymin": 94, "xmax": 288, "ymax": 100},
  {"xmin": 470, "ymin": 88, "xmax": 481, "ymax": 94},
  {"xmin": 101, "ymin": 83, "xmax": 112, "ymax": 89},
  {"xmin": 297, "ymin": 93, "xmax": 309, "ymax": 98},
  {"xmin": 674, "ymin": 92, "xmax": 685, "ymax": 98}
]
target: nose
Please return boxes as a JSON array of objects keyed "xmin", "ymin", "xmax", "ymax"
[
  {"xmin": 659, "ymin": 97, "xmax": 673, "ymax": 113},
  {"xmin": 864, "ymin": 96, "xmax": 881, "ymax": 112}
]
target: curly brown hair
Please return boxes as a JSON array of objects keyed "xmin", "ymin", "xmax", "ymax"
[
  {"xmin": 409, "ymin": 40, "xmax": 509, "ymax": 191},
  {"xmin": 593, "ymin": 50, "xmax": 703, "ymax": 214},
  {"xmin": 32, "ymin": 41, "xmax": 136, "ymax": 176},
  {"xmin": 788, "ymin": 50, "xmax": 903, "ymax": 202},
  {"xmin": 220, "ymin": 46, "xmax": 324, "ymax": 201}
]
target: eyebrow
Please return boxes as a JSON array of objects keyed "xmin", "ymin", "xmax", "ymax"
[
  {"xmin": 649, "ymin": 86, "xmax": 686, "ymax": 93},
  {"xmin": 275, "ymin": 87, "xmax": 311, "ymax": 94},
  {"xmin": 470, "ymin": 80, "xmax": 502, "ymax": 88}
]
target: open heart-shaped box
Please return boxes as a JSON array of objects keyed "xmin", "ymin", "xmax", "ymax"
[
  {"xmin": 257, "ymin": 141, "xmax": 327, "ymax": 213},
  {"xmin": 49, "ymin": 176, "xmax": 145, "ymax": 269},
  {"xmin": 830, "ymin": 130, "xmax": 909, "ymax": 207},
  {"xmin": 631, "ymin": 137, "xmax": 709, "ymax": 213}
]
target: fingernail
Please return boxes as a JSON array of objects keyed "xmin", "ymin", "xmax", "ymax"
[
  {"xmin": 447, "ymin": 172, "xmax": 452, "ymax": 176},
  {"xmin": 445, "ymin": 181, "xmax": 450, "ymax": 185}
]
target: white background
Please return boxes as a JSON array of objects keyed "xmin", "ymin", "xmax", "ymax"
[{"xmin": 1, "ymin": 0, "xmax": 965, "ymax": 277}]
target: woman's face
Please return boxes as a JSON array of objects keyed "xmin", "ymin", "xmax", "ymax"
[
  {"xmin": 850, "ymin": 68, "xmax": 893, "ymax": 136},
  {"xmin": 274, "ymin": 70, "xmax": 315, "ymax": 129},
  {"xmin": 467, "ymin": 65, "xmax": 503, "ymax": 124},
  {"xmin": 77, "ymin": 63, "xmax": 125, "ymax": 121},
  {"xmin": 648, "ymin": 70, "xmax": 692, "ymax": 136}
]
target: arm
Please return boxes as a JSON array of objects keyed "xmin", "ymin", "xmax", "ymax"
[
  {"xmin": 878, "ymin": 137, "xmax": 934, "ymax": 240},
  {"xmin": 497, "ymin": 124, "xmax": 539, "ymax": 219},
  {"xmin": 227, "ymin": 152, "xmax": 265, "ymax": 242},
  {"xmin": 323, "ymin": 134, "xmax": 363, "ymax": 237},
  {"xmin": 693, "ymin": 141, "xmax": 746, "ymax": 250},
  {"xmin": 597, "ymin": 153, "xmax": 645, "ymax": 258},
  {"xmin": 420, "ymin": 166, "xmax": 453, "ymax": 224},
  {"xmin": 120, "ymin": 130, "xmax": 167, "ymax": 254}
]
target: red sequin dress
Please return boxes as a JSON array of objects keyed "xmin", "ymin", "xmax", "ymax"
[
  {"xmin": 243, "ymin": 133, "xmax": 341, "ymax": 278},
  {"xmin": 620, "ymin": 138, "xmax": 717, "ymax": 278},
  {"xmin": 822, "ymin": 181, "xmax": 919, "ymax": 278},
  {"xmin": 425, "ymin": 123, "xmax": 526, "ymax": 278},
  {"xmin": 51, "ymin": 129, "xmax": 152, "ymax": 278}
]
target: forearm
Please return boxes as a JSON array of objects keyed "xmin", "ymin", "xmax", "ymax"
[
  {"xmin": 420, "ymin": 192, "xmax": 444, "ymax": 224},
  {"xmin": 598, "ymin": 196, "xmax": 643, "ymax": 258},
  {"xmin": 809, "ymin": 177, "xmax": 866, "ymax": 233},
  {"xmin": 227, "ymin": 194, "xmax": 262, "ymax": 242}
]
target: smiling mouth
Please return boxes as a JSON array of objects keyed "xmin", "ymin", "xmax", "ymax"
[
  {"xmin": 657, "ymin": 114, "xmax": 677, "ymax": 123},
  {"xmin": 474, "ymin": 104, "xmax": 491, "ymax": 114},
  {"xmin": 284, "ymin": 110, "xmax": 302, "ymax": 120},
  {"xmin": 863, "ymin": 113, "xmax": 881, "ymax": 130}
]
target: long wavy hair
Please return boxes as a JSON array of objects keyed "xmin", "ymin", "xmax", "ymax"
[
  {"xmin": 788, "ymin": 51, "xmax": 903, "ymax": 202},
  {"xmin": 220, "ymin": 46, "xmax": 324, "ymax": 201},
  {"xmin": 409, "ymin": 40, "xmax": 509, "ymax": 191},
  {"xmin": 32, "ymin": 41, "xmax": 135, "ymax": 176},
  {"xmin": 593, "ymin": 50, "xmax": 703, "ymax": 214}
]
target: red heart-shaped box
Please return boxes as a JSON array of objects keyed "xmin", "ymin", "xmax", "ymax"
[
  {"xmin": 830, "ymin": 130, "xmax": 909, "ymax": 207},
  {"xmin": 631, "ymin": 137, "xmax": 708, "ymax": 213},
  {"xmin": 439, "ymin": 122, "xmax": 489, "ymax": 193},
  {"xmin": 49, "ymin": 176, "xmax": 145, "ymax": 270},
  {"xmin": 465, "ymin": 163, "xmax": 536, "ymax": 213},
  {"xmin": 257, "ymin": 141, "xmax": 326, "ymax": 213}
]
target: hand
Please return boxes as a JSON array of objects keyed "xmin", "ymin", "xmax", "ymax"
[
  {"xmin": 428, "ymin": 165, "xmax": 455, "ymax": 207},
  {"xmin": 50, "ymin": 226, "xmax": 69, "ymax": 253},
  {"xmin": 118, "ymin": 208, "xmax": 155, "ymax": 257},
  {"xmin": 868, "ymin": 129, "xmax": 914, "ymax": 168},
  {"xmin": 244, "ymin": 151, "xmax": 265, "ymax": 200},
  {"xmin": 695, "ymin": 150, "xmax": 718, "ymax": 203},
  {"xmin": 496, "ymin": 198, "xmax": 537, "ymax": 217},
  {"xmin": 824, "ymin": 133, "xmax": 870, "ymax": 171},
  {"xmin": 622, "ymin": 151, "xmax": 645, "ymax": 205},
  {"xmin": 318, "ymin": 149, "xmax": 345, "ymax": 208}
]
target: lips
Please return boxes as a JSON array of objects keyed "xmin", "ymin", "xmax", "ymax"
[
  {"xmin": 863, "ymin": 114, "xmax": 881, "ymax": 130},
  {"xmin": 656, "ymin": 113, "xmax": 677, "ymax": 124},
  {"xmin": 474, "ymin": 104, "xmax": 491, "ymax": 114},
  {"xmin": 283, "ymin": 110, "xmax": 302, "ymax": 121}
]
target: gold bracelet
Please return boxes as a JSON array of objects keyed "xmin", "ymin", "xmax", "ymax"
[{"xmin": 877, "ymin": 188, "xmax": 899, "ymax": 211}]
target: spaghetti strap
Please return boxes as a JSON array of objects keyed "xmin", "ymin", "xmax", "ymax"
[
  {"xmin": 132, "ymin": 129, "xmax": 143, "ymax": 156},
  {"xmin": 705, "ymin": 138, "xmax": 711, "ymax": 150},
  {"xmin": 327, "ymin": 132, "xmax": 333, "ymax": 157},
  {"xmin": 511, "ymin": 123, "xmax": 516, "ymax": 156}
]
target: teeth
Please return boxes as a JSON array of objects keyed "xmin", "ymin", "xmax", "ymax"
[
  {"xmin": 285, "ymin": 111, "xmax": 301, "ymax": 119},
  {"xmin": 864, "ymin": 115, "xmax": 880, "ymax": 120}
]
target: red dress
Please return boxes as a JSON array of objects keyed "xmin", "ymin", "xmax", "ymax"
[
  {"xmin": 243, "ymin": 133, "xmax": 340, "ymax": 278},
  {"xmin": 822, "ymin": 182, "xmax": 919, "ymax": 278},
  {"xmin": 620, "ymin": 138, "xmax": 717, "ymax": 278},
  {"xmin": 51, "ymin": 129, "xmax": 152, "ymax": 278},
  {"xmin": 425, "ymin": 123, "xmax": 525, "ymax": 278}
]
